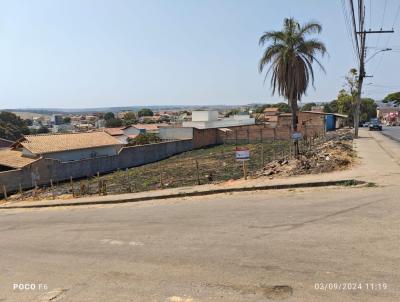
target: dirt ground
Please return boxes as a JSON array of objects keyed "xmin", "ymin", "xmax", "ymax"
[
  {"xmin": 259, "ymin": 130, "xmax": 354, "ymax": 178},
  {"xmin": 6, "ymin": 130, "xmax": 354, "ymax": 201}
]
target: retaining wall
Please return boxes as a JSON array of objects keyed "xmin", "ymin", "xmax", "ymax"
[{"xmin": 0, "ymin": 139, "xmax": 193, "ymax": 193}]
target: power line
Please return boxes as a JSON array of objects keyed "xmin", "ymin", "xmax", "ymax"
[
  {"xmin": 372, "ymin": 2, "xmax": 400, "ymax": 74},
  {"xmin": 348, "ymin": 0, "xmax": 394, "ymax": 137},
  {"xmin": 349, "ymin": 0, "xmax": 360, "ymax": 58},
  {"xmin": 341, "ymin": 0, "xmax": 359, "ymax": 62}
]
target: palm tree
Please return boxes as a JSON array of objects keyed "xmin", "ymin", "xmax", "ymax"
[{"xmin": 259, "ymin": 18, "xmax": 326, "ymax": 155}]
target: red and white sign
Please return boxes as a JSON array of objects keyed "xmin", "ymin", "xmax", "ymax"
[{"xmin": 235, "ymin": 147, "xmax": 250, "ymax": 161}]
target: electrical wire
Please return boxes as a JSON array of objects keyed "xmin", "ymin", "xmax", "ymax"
[
  {"xmin": 341, "ymin": 0, "xmax": 359, "ymax": 62},
  {"xmin": 372, "ymin": 2, "xmax": 400, "ymax": 74}
]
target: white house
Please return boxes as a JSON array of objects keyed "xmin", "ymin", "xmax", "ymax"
[{"xmin": 182, "ymin": 110, "xmax": 255, "ymax": 129}]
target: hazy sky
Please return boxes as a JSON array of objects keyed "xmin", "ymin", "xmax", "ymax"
[{"xmin": 0, "ymin": 0, "xmax": 399, "ymax": 109}]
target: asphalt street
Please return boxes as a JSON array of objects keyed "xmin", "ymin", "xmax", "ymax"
[
  {"xmin": 1, "ymin": 129, "xmax": 400, "ymax": 302},
  {"xmin": 382, "ymin": 126, "xmax": 400, "ymax": 141},
  {"xmin": 1, "ymin": 185, "xmax": 399, "ymax": 302}
]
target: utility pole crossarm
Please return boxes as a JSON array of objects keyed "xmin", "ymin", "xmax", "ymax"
[{"xmin": 356, "ymin": 30, "xmax": 394, "ymax": 34}]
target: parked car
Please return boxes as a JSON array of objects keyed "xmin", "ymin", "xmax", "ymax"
[
  {"xmin": 369, "ymin": 118, "xmax": 382, "ymax": 131},
  {"xmin": 362, "ymin": 122, "xmax": 370, "ymax": 127}
]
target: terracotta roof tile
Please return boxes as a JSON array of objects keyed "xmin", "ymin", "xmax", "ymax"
[
  {"xmin": 133, "ymin": 124, "xmax": 162, "ymax": 131},
  {"xmin": 0, "ymin": 149, "xmax": 38, "ymax": 169},
  {"xmin": 21, "ymin": 132, "xmax": 121, "ymax": 155},
  {"xmin": 104, "ymin": 127, "xmax": 125, "ymax": 136}
]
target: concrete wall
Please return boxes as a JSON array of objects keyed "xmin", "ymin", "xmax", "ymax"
[
  {"xmin": 183, "ymin": 118, "xmax": 255, "ymax": 129},
  {"xmin": 0, "ymin": 139, "xmax": 193, "ymax": 193},
  {"xmin": 42, "ymin": 146, "xmax": 121, "ymax": 162},
  {"xmin": 192, "ymin": 111, "xmax": 219, "ymax": 121},
  {"xmin": 159, "ymin": 127, "xmax": 193, "ymax": 140}
]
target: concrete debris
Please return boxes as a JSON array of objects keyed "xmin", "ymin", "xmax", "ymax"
[{"xmin": 259, "ymin": 130, "xmax": 354, "ymax": 178}]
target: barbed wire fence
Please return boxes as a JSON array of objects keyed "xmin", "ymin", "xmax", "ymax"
[{"xmin": 4, "ymin": 135, "xmax": 327, "ymax": 201}]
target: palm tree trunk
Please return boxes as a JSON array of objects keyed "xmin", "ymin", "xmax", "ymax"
[{"xmin": 290, "ymin": 99, "xmax": 299, "ymax": 156}]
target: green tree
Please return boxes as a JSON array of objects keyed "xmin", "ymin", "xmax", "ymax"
[
  {"xmin": 259, "ymin": 18, "xmax": 326, "ymax": 154},
  {"xmin": 105, "ymin": 118, "xmax": 123, "ymax": 128},
  {"xmin": 137, "ymin": 108, "xmax": 154, "ymax": 117},
  {"xmin": 24, "ymin": 119, "xmax": 33, "ymax": 126},
  {"xmin": 323, "ymin": 100, "xmax": 338, "ymax": 113},
  {"xmin": 127, "ymin": 133, "xmax": 160, "ymax": 145},
  {"xmin": 300, "ymin": 102, "xmax": 317, "ymax": 111},
  {"xmin": 122, "ymin": 111, "xmax": 137, "ymax": 126},
  {"xmin": 104, "ymin": 112, "xmax": 115, "ymax": 120},
  {"xmin": 0, "ymin": 111, "xmax": 30, "ymax": 141},
  {"xmin": 63, "ymin": 117, "xmax": 71, "ymax": 124},
  {"xmin": 383, "ymin": 92, "xmax": 400, "ymax": 104},
  {"xmin": 123, "ymin": 111, "xmax": 137, "ymax": 120},
  {"xmin": 37, "ymin": 126, "xmax": 50, "ymax": 134},
  {"xmin": 224, "ymin": 108, "xmax": 240, "ymax": 117},
  {"xmin": 360, "ymin": 98, "xmax": 377, "ymax": 122}
]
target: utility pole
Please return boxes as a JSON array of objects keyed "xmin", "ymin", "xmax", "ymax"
[{"xmin": 350, "ymin": 0, "xmax": 394, "ymax": 138}]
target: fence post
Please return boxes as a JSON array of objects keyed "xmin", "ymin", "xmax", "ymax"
[
  {"xmin": 70, "ymin": 176, "xmax": 74, "ymax": 197},
  {"xmin": 19, "ymin": 183, "xmax": 23, "ymax": 195},
  {"xmin": 103, "ymin": 180, "xmax": 107, "ymax": 195},
  {"xmin": 126, "ymin": 169, "xmax": 131, "ymax": 193},
  {"xmin": 87, "ymin": 177, "xmax": 90, "ymax": 195},
  {"xmin": 50, "ymin": 179, "xmax": 55, "ymax": 200},
  {"xmin": 97, "ymin": 172, "xmax": 101, "ymax": 195},
  {"xmin": 158, "ymin": 164, "xmax": 163, "ymax": 188},
  {"xmin": 79, "ymin": 180, "xmax": 84, "ymax": 196},
  {"xmin": 261, "ymin": 144, "xmax": 265, "ymax": 167},
  {"xmin": 2, "ymin": 184, "xmax": 7, "ymax": 200},
  {"xmin": 195, "ymin": 160, "xmax": 201, "ymax": 185}
]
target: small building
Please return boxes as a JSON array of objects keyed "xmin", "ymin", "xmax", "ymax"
[
  {"xmin": 182, "ymin": 110, "xmax": 255, "ymax": 129},
  {"xmin": 133, "ymin": 124, "xmax": 163, "ymax": 134},
  {"xmin": 0, "ymin": 149, "xmax": 38, "ymax": 171},
  {"xmin": 377, "ymin": 106, "xmax": 400, "ymax": 125},
  {"xmin": 104, "ymin": 126, "xmax": 142, "ymax": 144},
  {"xmin": 51, "ymin": 114, "xmax": 64, "ymax": 125},
  {"xmin": 263, "ymin": 107, "xmax": 281, "ymax": 125},
  {"xmin": 52, "ymin": 124, "xmax": 75, "ymax": 133},
  {"xmin": 11, "ymin": 132, "xmax": 122, "ymax": 162}
]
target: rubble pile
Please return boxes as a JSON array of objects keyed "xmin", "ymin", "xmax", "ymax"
[{"xmin": 260, "ymin": 131, "xmax": 354, "ymax": 177}]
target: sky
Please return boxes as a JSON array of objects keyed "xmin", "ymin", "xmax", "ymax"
[{"xmin": 0, "ymin": 0, "xmax": 399, "ymax": 109}]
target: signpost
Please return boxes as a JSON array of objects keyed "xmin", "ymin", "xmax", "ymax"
[
  {"xmin": 291, "ymin": 132, "xmax": 302, "ymax": 141},
  {"xmin": 235, "ymin": 147, "xmax": 249, "ymax": 179},
  {"xmin": 235, "ymin": 147, "xmax": 250, "ymax": 161}
]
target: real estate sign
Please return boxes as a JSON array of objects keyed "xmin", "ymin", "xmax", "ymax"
[
  {"xmin": 291, "ymin": 132, "xmax": 302, "ymax": 141},
  {"xmin": 235, "ymin": 147, "xmax": 250, "ymax": 161}
]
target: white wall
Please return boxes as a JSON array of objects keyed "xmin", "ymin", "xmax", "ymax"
[
  {"xmin": 42, "ymin": 146, "xmax": 120, "ymax": 162},
  {"xmin": 183, "ymin": 117, "xmax": 255, "ymax": 129},
  {"xmin": 159, "ymin": 127, "xmax": 193, "ymax": 140},
  {"xmin": 192, "ymin": 111, "xmax": 219, "ymax": 122}
]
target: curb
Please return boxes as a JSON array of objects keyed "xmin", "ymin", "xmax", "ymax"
[
  {"xmin": 381, "ymin": 131, "xmax": 400, "ymax": 143},
  {"xmin": 0, "ymin": 179, "xmax": 364, "ymax": 210}
]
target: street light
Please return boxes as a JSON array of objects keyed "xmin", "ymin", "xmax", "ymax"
[{"xmin": 365, "ymin": 48, "xmax": 392, "ymax": 63}]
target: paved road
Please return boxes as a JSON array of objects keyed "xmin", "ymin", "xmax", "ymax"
[
  {"xmin": 1, "ymin": 185, "xmax": 400, "ymax": 302},
  {"xmin": 1, "ymin": 129, "xmax": 400, "ymax": 302},
  {"xmin": 382, "ymin": 126, "xmax": 400, "ymax": 142}
]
